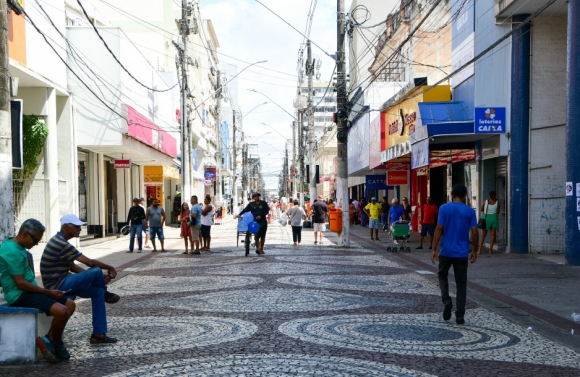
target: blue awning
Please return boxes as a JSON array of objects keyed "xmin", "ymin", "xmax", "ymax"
[{"xmin": 416, "ymin": 101, "xmax": 474, "ymax": 138}]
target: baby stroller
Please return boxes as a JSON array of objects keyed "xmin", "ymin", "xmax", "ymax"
[{"xmin": 386, "ymin": 219, "xmax": 412, "ymax": 252}]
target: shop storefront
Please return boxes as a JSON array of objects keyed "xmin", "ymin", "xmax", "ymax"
[{"xmin": 380, "ymin": 81, "xmax": 451, "ymax": 230}]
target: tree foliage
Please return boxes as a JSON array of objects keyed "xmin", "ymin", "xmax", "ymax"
[{"xmin": 13, "ymin": 115, "xmax": 49, "ymax": 180}]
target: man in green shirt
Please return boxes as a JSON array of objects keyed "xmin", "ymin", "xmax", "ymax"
[{"xmin": 0, "ymin": 219, "xmax": 75, "ymax": 363}]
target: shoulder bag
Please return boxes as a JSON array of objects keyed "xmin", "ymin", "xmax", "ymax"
[{"xmin": 477, "ymin": 201, "xmax": 488, "ymax": 229}]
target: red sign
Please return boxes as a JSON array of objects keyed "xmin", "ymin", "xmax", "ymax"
[
  {"xmin": 127, "ymin": 106, "xmax": 177, "ymax": 158},
  {"xmin": 114, "ymin": 159, "xmax": 131, "ymax": 169},
  {"xmin": 387, "ymin": 170, "xmax": 408, "ymax": 185}
]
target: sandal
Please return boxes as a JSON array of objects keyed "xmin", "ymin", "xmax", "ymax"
[
  {"xmin": 104, "ymin": 292, "xmax": 120, "ymax": 304},
  {"xmin": 90, "ymin": 334, "xmax": 118, "ymax": 344}
]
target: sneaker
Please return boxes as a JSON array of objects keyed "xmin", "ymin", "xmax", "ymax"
[
  {"xmin": 314, "ymin": 241, "xmax": 318, "ymax": 245},
  {"xmin": 443, "ymin": 300, "xmax": 453, "ymax": 321},
  {"xmin": 36, "ymin": 336, "xmax": 59, "ymax": 364},
  {"xmin": 456, "ymin": 317, "xmax": 465, "ymax": 325},
  {"xmin": 319, "ymin": 241, "xmax": 324, "ymax": 245},
  {"xmin": 416, "ymin": 246, "xmax": 423, "ymax": 249},
  {"xmin": 54, "ymin": 343, "xmax": 70, "ymax": 360},
  {"xmin": 126, "ymin": 250, "xmax": 133, "ymax": 253},
  {"xmin": 145, "ymin": 245, "xmax": 151, "ymax": 249}
]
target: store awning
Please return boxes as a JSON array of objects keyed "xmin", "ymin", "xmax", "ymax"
[{"xmin": 414, "ymin": 101, "xmax": 475, "ymax": 141}]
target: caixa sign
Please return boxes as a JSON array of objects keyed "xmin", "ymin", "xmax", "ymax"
[{"xmin": 474, "ymin": 107, "xmax": 506, "ymax": 133}]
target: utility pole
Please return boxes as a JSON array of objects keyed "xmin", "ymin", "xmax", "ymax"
[
  {"xmin": 298, "ymin": 110, "xmax": 305, "ymax": 207},
  {"xmin": 242, "ymin": 142, "xmax": 248, "ymax": 206},
  {"xmin": 178, "ymin": 0, "xmax": 192, "ymax": 202},
  {"xmin": 232, "ymin": 110, "xmax": 238, "ymax": 212},
  {"xmin": 0, "ymin": 1, "xmax": 14, "ymax": 242},
  {"xmin": 291, "ymin": 123, "xmax": 297, "ymax": 200},
  {"xmin": 215, "ymin": 70, "xmax": 222, "ymax": 203},
  {"xmin": 336, "ymin": 0, "xmax": 349, "ymax": 247},
  {"xmin": 306, "ymin": 40, "xmax": 317, "ymax": 202}
]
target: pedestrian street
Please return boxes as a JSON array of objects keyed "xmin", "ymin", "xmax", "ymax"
[{"xmin": 3, "ymin": 221, "xmax": 579, "ymax": 376}]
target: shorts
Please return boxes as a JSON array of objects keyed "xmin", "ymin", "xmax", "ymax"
[
  {"xmin": 201, "ymin": 224, "xmax": 211, "ymax": 239},
  {"xmin": 255, "ymin": 223, "xmax": 268, "ymax": 239},
  {"xmin": 11, "ymin": 292, "xmax": 68, "ymax": 316},
  {"xmin": 421, "ymin": 223, "xmax": 436, "ymax": 237},
  {"xmin": 313, "ymin": 223, "xmax": 326, "ymax": 232},
  {"xmin": 369, "ymin": 219, "xmax": 380, "ymax": 229},
  {"xmin": 143, "ymin": 227, "xmax": 150, "ymax": 235},
  {"xmin": 190, "ymin": 223, "xmax": 201, "ymax": 241},
  {"xmin": 150, "ymin": 227, "xmax": 164, "ymax": 241},
  {"xmin": 482, "ymin": 213, "xmax": 499, "ymax": 230}
]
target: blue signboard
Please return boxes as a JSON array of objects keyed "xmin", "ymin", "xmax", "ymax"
[
  {"xmin": 474, "ymin": 107, "xmax": 506, "ymax": 133},
  {"xmin": 204, "ymin": 171, "xmax": 216, "ymax": 179},
  {"xmin": 365, "ymin": 175, "xmax": 389, "ymax": 190}
]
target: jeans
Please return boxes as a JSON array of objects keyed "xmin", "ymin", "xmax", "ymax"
[
  {"xmin": 129, "ymin": 223, "xmax": 143, "ymax": 251},
  {"xmin": 437, "ymin": 255, "xmax": 469, "ymax": 317},
  {"xmin": 60, "ymin": 267, "xmax": 108, "ymax": 334},
  {"xmin": 380, "ymin": 213, "xmax": 389, "ymax": 230},
  {"xmin": 291, "ymin": 226, "xmax": 302, "ymax": 243}
]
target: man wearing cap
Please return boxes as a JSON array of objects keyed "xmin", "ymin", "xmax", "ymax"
[
  {"xmin": 364, "ymin": 197, "xmax": 382, "ymax": 241},
  {"xmin": 41, "ymin": 214, "xmax": 120, "ymax": 344},
  {"xmin": 237, "ymin": 192, "xmax": 269, "ymax": 254},
  {"xmin": 311, "ymin": 195, "xmax": 329, "ymax": 245},
  {"xmin": 127, "ymin": 198, "xmax": 146, "ymax": 253}
]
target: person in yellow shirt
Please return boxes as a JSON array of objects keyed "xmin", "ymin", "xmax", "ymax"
[{"xmin": 364, "ymin": 197, "xmax": 382, "ymax": 241}]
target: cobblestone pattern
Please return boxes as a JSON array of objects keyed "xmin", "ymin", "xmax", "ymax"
[{"xmin": 2, "ymin": 222, "xmax": 579, "ymax": 376}]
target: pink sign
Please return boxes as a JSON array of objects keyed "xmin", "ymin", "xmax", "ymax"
[
  {"xmin": 127, "ymin": 106, "xmax": 177, "ymax": 158},
  {"xmin": 114, "ymin": 159, "xmax": 131, "ymax": 169}
]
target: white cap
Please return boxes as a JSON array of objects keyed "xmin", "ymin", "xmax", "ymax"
[{"xmin": 60, "ymin": 214, "xmax": 87, "ymax": 226}]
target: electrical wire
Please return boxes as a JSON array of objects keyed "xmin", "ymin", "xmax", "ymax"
[{"xmin": 74, "ymin": 0, "xmax": 178, "ymax": 92}]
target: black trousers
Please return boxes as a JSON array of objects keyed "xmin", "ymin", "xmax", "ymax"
[
  {"xmin": 437, "ymin": 255, "xmax": 469, "ymax": 317},
  {"xmin": 291, "ymin": 226, "xmax": 302, "ymax": 243}
]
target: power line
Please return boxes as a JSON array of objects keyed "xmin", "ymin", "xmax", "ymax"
[{"xmin": 74, "ymin": 0, "xmax": 178, "ymax": 93}]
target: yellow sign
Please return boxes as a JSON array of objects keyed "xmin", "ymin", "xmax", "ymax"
[
  {"xmin": 144, "ymin": 166, "xmax": 163, "ymax": 183},
  {"xmin": 164, "ymin": 166, "xmax": 181, "ymax": 180},
  {"xmin": 155, "ymin": 186, "xmax": 163, "ymax": 202},
  {"xmin": 383, "ymin": 85, "xmax": 451, "ymax": 150}
]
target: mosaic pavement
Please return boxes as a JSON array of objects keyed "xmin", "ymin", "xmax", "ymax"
[{"xmin": 2, "ymin": 222, "xmax": 580, "ymax": 376}]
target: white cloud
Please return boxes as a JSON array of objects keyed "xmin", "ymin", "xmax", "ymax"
[{"xmin": 202, "ymin": 0, "xmax": 339, "ymax": 188}]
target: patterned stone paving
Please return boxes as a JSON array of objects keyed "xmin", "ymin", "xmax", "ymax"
[
  {"xmin": 277, "ymin": 274, "xmax": 444, "ymax": 295},
  {"xmin": 2, "ymin": 222, "xmax": 580, "ymax": 376},
  {"xmin": 103, "ymin": 354, "xmax": 436, "ymax": 376}
]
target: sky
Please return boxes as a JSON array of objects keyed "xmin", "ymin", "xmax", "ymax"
[{"xmin": 202, "ymin": 0, "xmax": 348, "ymax": 189}]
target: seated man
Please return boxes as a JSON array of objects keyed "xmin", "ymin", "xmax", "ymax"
[
  {"xmin": 0, "ymin": 219, "xmax": 75, "ymax": 363},
  {"xmin": 41, "ymin": 214, "xmax": 120, "ymax": 344}
]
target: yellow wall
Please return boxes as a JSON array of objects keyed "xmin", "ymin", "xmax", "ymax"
[{"xmin": 382, "ymin": 85, "xmax": 451, "ymax": 149}]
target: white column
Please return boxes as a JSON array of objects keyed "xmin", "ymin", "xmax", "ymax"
[
  {"xmin": 97, "ymin": 153, "xmax": 106, "ymax": 236},
  {"xmin": 44, "ymin": 89, "xmax": 60, "ymax": 237}
]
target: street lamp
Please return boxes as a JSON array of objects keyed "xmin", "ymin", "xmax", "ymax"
[{"xmin": 247, "ymin": 89, "xmax": 297, "ymax": 120}]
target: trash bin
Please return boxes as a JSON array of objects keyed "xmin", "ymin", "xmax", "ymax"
[{"xmin": 329, "ymin": 208, "xmax": 343, "ymax": 233}]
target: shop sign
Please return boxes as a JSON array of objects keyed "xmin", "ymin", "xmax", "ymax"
[
  {"xmin": 474, "ymin": 107, "xmax": 506, "ymax": 133},
  {"xmin": 144, "ymin": 174, "xmax": 163, "ymax": 183},
  {"xmin": 387, "ymin": 171, "xmax": 408, "ymax": 185},
  {"xmin": 482, "ymin": 147, "xmax": 500, "ymax": 160},
  {"xmin": 452, "ymin": 150, "xmax": 475, "ymax": 163},
  {"xmin": 127, "ymin": 106, "xmax": 177, "ymax": 157},
  {"xmin": 113, "ymin": 159, "xmax": 130, "ymax": 169},
  {"xmin": 366, "ymin": 175, "xmax": 389, "ymax": 190},
  {"xmin": 384, "ymin": 140, "xmax": 411, "ymax": 162},
  {"xmin": 204, "ymin": 167, "xmax": 216, "ymax": 180},
  {"xmin": 416, "ymin": 168, "xmax": 429, "ymax": 176},
  {"xmin": 411, "ymin": 139, "xmax": 430, "ymax": 169}
]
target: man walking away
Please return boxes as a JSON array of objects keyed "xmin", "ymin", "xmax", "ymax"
[
  {"xmin": 380, "ymin": 196, "xmax": 390, "ymax": 231},
  {"xmin": 417, "ymin": 196, "xmax": 438, "ymax": 249},
  {"xmin": 237, "ymin": 192, "xmax": 269, "ymax": 254},
  {"xmin": 189, "ymin": 196, "xmax": 202, "ymax": 255},
  {"xmin": 0, "ymin": 219, "xmax": 75, "ymax": 363},
  {"xmin": 41, "ymin": 214, "xmax": 120, "ymax": 344},
  {"xmin": 127, "ymin": 198, "xmax": 146, "ymax": 253},
  {"xmin": 364, "ymin": 197, "xmax": 382, "ymax": 241},
  {"xmin": 146, "ymin": 199, "xmax": 166, "ymax": 252},
  {"xmin": 312, "ymin": 195, "xmax": 329, "ymax": 245},
  {"xmin": 287, "ymin": 199, "xmax": 307, "ymax": 245},
  {"xmin": 431, "ymin": 184, "xmax": 478, "ymax": 324}
]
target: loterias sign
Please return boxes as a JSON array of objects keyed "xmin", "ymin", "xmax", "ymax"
[{"xmin": 474, "ymin": 107, "xmax": 506, "ymax": 133}]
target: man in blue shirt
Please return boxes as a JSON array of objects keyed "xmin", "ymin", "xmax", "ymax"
[
  {"xmin": 431, "ymin": 184, "xmax": 479, "ymax": 324},
  {"xmin": 189, "ymin": 195, "xmax": 203, "ymax": 255}
]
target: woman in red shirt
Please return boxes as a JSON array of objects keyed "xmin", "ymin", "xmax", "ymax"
[
  {"xmin": 417, "ymin": 196, "xmax": 438, "ymax": 249},
  {"xmin": 179, "ymin": 202, "xmax": 192, "ymax": 254}
]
